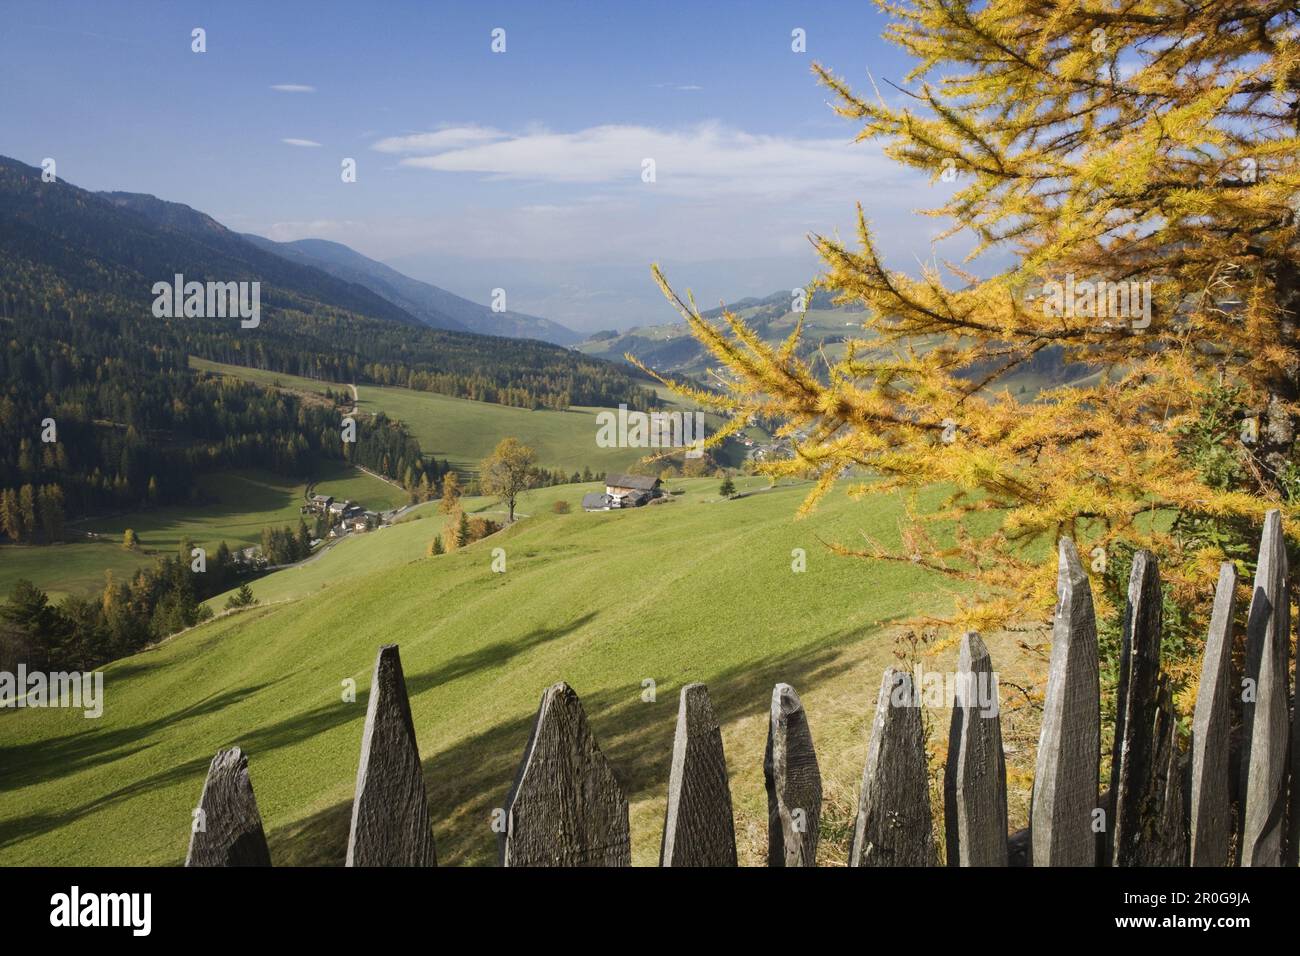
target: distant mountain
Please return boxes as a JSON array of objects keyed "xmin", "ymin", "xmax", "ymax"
[
  {"xmin": 576, "ymin": 288, "xmax": 861, "ymax": 378},
  {"xmin": 86, "ymin": 189, "xmax": 428, "ymax": 328},
  {"xmin": 0, "ymin": 154, "xmax": 658, "ymax": 412},
  {"xmin": 243, "ymin": 236, "xmax": 582, "ymax": 346},
  {"xmin": 578, "ymin": 284, "xmax": 1088, "ymax": 399}
]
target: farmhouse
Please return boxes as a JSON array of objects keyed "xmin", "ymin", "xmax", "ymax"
[
  {"xmin": 581, "ymin": 492, "xmax": 613, "ymax": 512},
  {"xmin": 349, "ymin": 511, "xmax": 380, "ymax": 533},
  {"xmin": 306, "ymin": 494, "xmax": 333, "ymax": 514},
  {"xmin": 603, "ymin": 473, "xmax": 661, "ymax": 508},
  {"xmin": 327, "ymin": 499, "xmax": 365, "ymax": 520}
]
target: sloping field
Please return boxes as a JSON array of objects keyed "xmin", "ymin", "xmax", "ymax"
[
  {"xmin": 0, "ymin": 463, "xmax": 402, "ymax": 603},
  {"xmin": 0, "ymin": 477, "xmax": 1041, "ymax": 867}
]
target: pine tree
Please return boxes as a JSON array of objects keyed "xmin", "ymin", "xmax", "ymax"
[
  {"xmin": 17, "ymin": 484, "xmax": 36, "ymax": 542},
  {"xmin": 38, "ymin": 484, "xmax": 65, "ymax": 543},
  {"xmin": 225, "ymin": 583, "xmax": 256, "ymax": 610},
  {"xmin": 0, "ymin": 488, "xmax": 21, "ymax": 542},
  {"xmin": 455, "ymin": 510, "xmax": 471, "ymax": 548},
  {"xmin": 719, "ymin": 476, "xmax": 736, "ymax": 498}
]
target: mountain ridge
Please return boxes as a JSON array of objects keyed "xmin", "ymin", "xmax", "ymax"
[{"xmin": 242, "ymin": 236, "xmax": 582, "ymax": 346}]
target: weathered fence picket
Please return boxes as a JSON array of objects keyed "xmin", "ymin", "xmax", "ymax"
[
  {"xmin": 1110, "ymin": 551, "xmax": 1164, "ymax": 866},
  {"xmin": 1146, "ymin": 677, "xmax": 1187, "ymax": 865},
  {"xmin": 185, "ymin": 747, "xmax": 271, "ymax": 867},
  {"xmin": 1240, "ymin": 509, "xmax": 1290, "ymax": 867},
  {"xmin": 1030, "ymin": 538, "xmax": 1100, "ymax": 867},
  {"xmin": 1189, "ymin": 562, "xmax": 1237, "ymax": 866},
  {"xmin": 346, "ymin": 644, "xmax": 437, "ymax": 866},
  {"xmin": 764, "ymin": 682, "xmax": 822, "ymax": 867},
  {"xmin": 500, "ymin": 681, "xmax": 630, "ymax": 866},
  {"xmin": 181, "ymin": 515, "xmax": 1295, "ymax": 869},
  {"xmin": 850, "ymin": 668, "xmax": 935, "ymax": 866},
  {"xmin": 660, "ymin": 683, "xmax": 737, "ymax": 867},
  {"xmin": 944, "ymin": 632, "xmax": 1007, "ymax": 867}
]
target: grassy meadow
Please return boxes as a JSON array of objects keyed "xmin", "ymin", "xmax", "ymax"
[
  {"xmin": 190, "ymin": 355, "xmax": 749, "ymax": 476},
  {"xmin": 0, "ymin": 463, "xmax": 403, "ymax": 604},
  {"xmin": 0, "ymin": 475, "xmax": 1047, "ymax": 867},
  {"xmin": 192, "ymin": 355, "xmax": 652, "ymax": 476}
]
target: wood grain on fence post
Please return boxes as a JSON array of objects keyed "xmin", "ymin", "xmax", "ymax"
[
  {"xmin": 944, "ymin": 632, "xmax": 1007, "ymax": 866},
  {"xmin": 1190, "ymin": 562, "xmax": 1237, "ymax": 866},
  {"xmin": 850, "ymin": 668, "xmax": 936, "ymax": 867},
  {"xmin": 764, "ymin": 683, "xmax": 821, "ymax": 867},
  {"xmin": 1030, "ymin": 538, "xmax": 1100, "ymax": 867},
  {"xmin": 660, "ymin": 682, "xmax": 737, "ymax": 867},
  {"xmin": 1240, "ymin": 508, "xmax": 1290, "ymax": 867},
  {"xmin": 345, "ymin": 644, "xmax": 437, "ymax": 866},
  {"xmin": 1145, "ymin": 677, "xmax": 1188, "ymax": 865},
  {"xmin": 501, "ymin": 682, "xmax": 630, "ymax": 866},
  {"xmin": 185, "ymin": 747, "xmax": 272, "ymax": 867},
  {"xmin": 1111, "ymin": 550, "xmax": 1163, "ymax": 866}
]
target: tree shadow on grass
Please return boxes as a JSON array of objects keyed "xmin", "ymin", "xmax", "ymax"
[
  {"xmin": 0, "ymin": 614, "xmax": 598, "ymax": 863},
  {"xmin": 269, "ymin": 624, "xmax": 875, "ymax": 866},
  {"xmin": 0, "ymin": 752, "xmax": 214, "ymax": 852},
  {"xmin": 0, "ymin": 676, "xmax": 289, "ymax": 794}
]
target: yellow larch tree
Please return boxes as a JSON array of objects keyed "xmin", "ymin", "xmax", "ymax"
[{"xmin": 641, "ymin": 1, "xmax": 1300, "ymax": 688}]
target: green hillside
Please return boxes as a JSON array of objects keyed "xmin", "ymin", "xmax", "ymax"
[
  {"xmin": 0, "ymin": 463, "xmax": 403, "ymax": 603},
  {"xmin": 361, "ymin": 386, "xmax": 652, "ymax": 477},
  {"xmin": 192, "ymin": 356, "xmax": 729, "ymax": 477},
  {"xmin": 0, "ymin": 477, "xmax": 1041, "ymax": 867}
]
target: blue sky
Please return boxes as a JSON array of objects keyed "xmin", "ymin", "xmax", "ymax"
[{"xmin": 1, "ymin": 1, "xmax": 968, "ymax": 332}]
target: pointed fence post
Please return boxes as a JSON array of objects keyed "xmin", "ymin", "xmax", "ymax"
[
  {"xmin": 1145, "ymin": 677, "xmax": 1188, "ymax": 865},
  {"xmin": 850, "ymin": 668, "xmax": 936, "ymax": 866},
  {"xmin": 185, "ymin": 747, "xmax": 272, "ymax": 867},
  {"xmin": 1110, "ymin": 550, "xmax": 1164, "ymax": 866},
  {"xmin": 944, "ymin": 632, "xmax": 1008, "ymax": 866},
  {"xmin": 1240, "ymin": 509, "xmax": 1290, "ymax": 867},
  {"xmin": 660, "ymin": 683, "xmax": 737, "ymax": 866},
  {"xmin": 1030, "ymin": 538, "xmax": 1101, "ymax": 866},
  {"xmin": 345, "ymin": 644, "xmax": 437, "ymax": 866},
  {"xmin": 1189, "ymin": 562, "xmax": 1237, "ymax": 866},
  {"xmin": 764, "ymin": 683, "xmax": 821, "ymax": 866},
  {"xmin": 501, "ymin": 682, "xmax": 630, "ymax": 866}
]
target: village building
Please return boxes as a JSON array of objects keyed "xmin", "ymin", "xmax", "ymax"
[
  {"xmin": 581, "ymin": 492, "xmax": 613, "ymax": 512},
  {"xmin": 305, "ymin": 493, "xmax": 333, "ymax": 514},
  {"xmin": 603, "ymin": 473, "xmax": 661, "ymax": 508}
]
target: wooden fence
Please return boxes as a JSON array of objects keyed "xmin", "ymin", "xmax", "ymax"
[{"xmin": 184, "ymin": 511, "xmax": 1297, "ymax": 867}]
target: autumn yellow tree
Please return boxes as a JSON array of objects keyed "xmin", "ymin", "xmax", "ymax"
[
  {"xmin": 644, "ymin": 2, "xmax": 1300, "ymax": 679},
  {"xmin": 439, "ymin": 470, "xmax": 462, "ymax": 515},
  {"xmin": 479, "ymin": 437, "xmax": 536, "ymax": 523}
]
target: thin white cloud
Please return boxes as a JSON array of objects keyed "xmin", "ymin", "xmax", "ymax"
[
  {"xmin": 372, "ymin": 121, "xmax": 896, "ymax": 199},
  {"xmin": 271, "ymin": 84, "xmax": 316, "ymax": 93},
  {"xmin": 281, "ymin": 138, "xmax": 322, "ymax": 148},
  {"xmin": 372, "ymin": 125, "xmax": 509, "ymax": 154}
]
